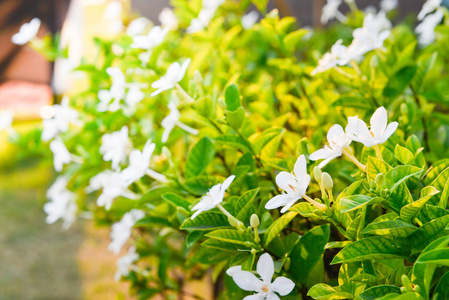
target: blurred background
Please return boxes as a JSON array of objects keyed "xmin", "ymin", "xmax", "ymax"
[{"xmin": 0, "ymin": 0, "xmax": 426, "ymax": 298}]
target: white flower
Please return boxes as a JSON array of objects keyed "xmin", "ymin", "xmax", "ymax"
[
  {"xmin": 41, "ymin": 96, "xmax": 81, "ymax": 141},
  {"xmin": 100, "ymin": 126, "xmax": 132, "ymax": 171},
  {"xmin": 50, "ymin": 138, "xmax": 72, "ymax": 172},
  {"xmin": 120, "ymin": 139, "xmax": 167, "ymax": 184},
  {"xmin": 104, "ymin": 0, "xmax": 123, "ymax": 33},
  {"xmin": 126, "ymin": 17, "xmax": 150, "ymax": 36},
  {"xmin": 312, "ymin": 40, "xmax": 353, "ymax": 75},
  {"xmin": 227, "ymin": 253, "xmax": 295, "ymax": 300},
  {"xmin": 151, "ymin": 59, "xmax": 191, "ymax": 96},
  {"xmin": 44, "ymin": 177, "xmax": 77, "ymax": 229},
  {"xmin": 349, "ymin": 12, "xmax": 391, "ymax": 56},
  {"xmin": 191, "ymin": 175, "xmax": 235, "ymax": 219},
  {"xmin": 109, "ymin": 209, "xmax": 145, "ymax": 254},
  {"xmin": 98, "ymin": 67, "xmax": 126, "ymax": 112},
  {"xmin": 380, "ymin": 0, "xmax": 398, "ymax": 12},
  {"xmin": 114, "ymin": 246, "xmax": 139, "ymax": 281},
  {"xmin": 416, "ymin": 8, "xmax": 444, "ymax": 45},
  {"xmin": 418, "ymin": 0, "xmax": 442, "ymax": 20},
  {"xmin": 321, "ymin": 0, "xmax": 346, "ymax": 24},
  {"xmin": 87, "ymin": 170, "xmax": 138, "ymax": 210},
  {"xmin": 310, "ymin": 125, "xmax": 352, "ymax": 168},
  {"xmin": 161, "ymin": 101, "xmax": 198, "ymax": 143},
  {"xmin": 242, "ymin": 11, "xmax": 259, "ymax": 29},
  {"xmin": 187, "ymin": 0, "xmax": 224, "ymax": 33},
  {"xmin": 125, "ymin": 84, "xmax": 145, "ymax": 107},
  {"xmin": 345, "ymin": 107, "xmax": 398, "ymax": 147},
  {"xmin": 0, "ymin": 110, "xmax": 14, "ymax": 132},
  {"xmin": 159, "ymin": 8, "xmax": 178, "ymax": 30},
  {"xmin": 265, "ymin": 155, "xmax": 311, "ymax": 213},
  {"xmin": 12, "ymin": 18, "xmax": 41, "ymax": 45},
  {"xmin": 131, "ymin": 26, "xmax": 169, "ymax": 50}
]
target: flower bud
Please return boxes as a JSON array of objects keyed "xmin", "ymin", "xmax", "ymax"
[
  {"xmin": 244, "ymin": 241, "xmax": 253, "ymax": 247},
  {"xmin": 284, "ymin": 257, "xmax": 291, "ymax": 270},
  {"xmin": 251, "ymin": 248, "xmax": 257, "ymax": 255},
  {"xmin": 414, "ymin": 285, "xmax": 421, "ymax": 293},
  {"xmin": 369, "ymin": 180, "xmax": 377, "ymax": 190},
  {"xmin": 250, "ymin": 214, "xmax": 260, "ymax": 228},
  {"xmin": 314, "ymin": 166, "xmax": 323, "ymax": 182},
  {"xmin": 401, "ymin": 275, "xmax": 412, "ymax": 291},
  {"xmin": 228, "ymin": 216, "xmax": 240, "ymax": 228},
  {"xmin": 322, "ymin": 172, "xmax": 333, "ymax": 190},
  {"xmin": 375, "ymin": 173, "xmax": 384, "ymax": 186}
]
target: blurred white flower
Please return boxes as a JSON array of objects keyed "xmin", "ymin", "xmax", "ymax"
[
  {"xmin": 109, "ymin": 209, "xmax": 145, "ymax": 254},
  {"xmin": 100, "ymin": 126, "xmax": 132, "ymax": 171},
  {"xmin": 380, "ymin": 0, "xmax": 398, "ymax": 12},
  {"xmin": 121, "ymin": 140, "xmax": 168, "ymax": 184},
  {"xmin": 191, "ymin": 175, "xmax": 235, "ymax": 219},
  {"xmin": 87, "ymin": 170, "xmax": 138, "ymax": 210},
  {"xmin": 50, "ymin": 138, "xmax": 72, "ymax": 172},
  {"xmin": 310, "ymin": 125, "xmax": 352, "ymax": 168},
  {"xmin": 114, "ymin": 246, "xmax": 139, "ymax": 281},
  {"xmin": 242, "ymin": 11, "xmax": 259, "ymax": 29},
  {"xmin": 161, "ymin": 101, "xmax": 198, "ymax": 143},
  {"xmin": 418, "ymin": 0, "xmax": 442, "ymax": 20},
  {"xmin": 104, "ymin": 0, "xmax": 123, "ymax": 34},
  {"xmin": 126, "ymin": 17, "xmax": 150, "ymax": 37},
  {"xmin": 227, "ymin": 253, "xmax": 295, "ymax": 300},
  {"xmin": 187, "ymin": 0, "xmax": 224, "ymax": 33},
  {"xmin": 416, "ymin": 8, "xmax": 444, "ymax": 45},
  {"xmin": 44, "ymin": 176, "xmax": 77, "ymax": 229},
  {"xmin": 41, "ymin": 96, "xmax": 82, "ymax": 141},
  {"xmin": 131, "ymin": 26, "xmax": 169, "ymax": 50},
  {"xmin": 266, "ymin": 155, "xmax": 311, "ymax": 213},
  {"xmin": 125, "ymin": 84, "xmax": 145, "ymax": 107},
  {"xmin": 312, "ymin": 40, "xmax": 352, "ymax": 75},
  {"xmin": 349, "ymin": 12, "xmax": 391, "ymax": 56},
  {"xmin": 0, "ymin": 110, "xmax": 18, "ymax": 138},
  {"xmin": 98, "ymin": 67, "xmax": 126, "ymax": 112},
  {"xmin": 12, "ymin": 18, "xmax": 41, "ymax": 45},
  {"xmin": 151, "ymin": 59, "xmax": 191, "ymax": 96},
  {"xmin": 346, "ymin": 107, "xmax": 398, "ymax": 147},
  {"xmin": 159, "ymin": 7, "xmax": 178, "ymax": 30},
  {"xmin": 321, "ymin": 0, "xmax": 346, "ymax": 24}
]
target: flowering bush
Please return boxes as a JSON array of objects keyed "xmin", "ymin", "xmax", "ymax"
[{"xmin": 8, "ymin": 0, "xmax": 449, "ymax": 299}]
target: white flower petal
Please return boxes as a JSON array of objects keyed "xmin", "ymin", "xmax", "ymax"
[
  {"xmin": 370, "ymin": 107, "xmax": 388, "ymax": 138},
  {"xmin": 221, "ymin": 175, "xmax": 236, "ymax": 191},
  {"xmin": 381, "ymin": 121, "xmax": 398, "ymax": 143},
  {"xmin": 271, "ymin": 276, "xmax": 295, "ymax": 296},
  {"xmin": 293, "ymin": 155, "xmax": 307, "ymax": 181},
  {"xmin": 257, "ymin": 253, "xmax": 274, "ymax": 284},
  {"xmin": 232, "ymin": 271, "xmax": 264, "ymax": 291},
  {"xmin": 309, "ymin": 148, "xmax": 333, "ymax": 161},
  {"xmin": 275, "ymin": 172, "xmax": 297, "ymax": 193}
]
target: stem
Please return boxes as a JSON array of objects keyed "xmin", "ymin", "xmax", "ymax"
[
  {"xmin": 175, "ymin": 83, "xmax": 195, "ymax": 103},
  {"xmin": 217, "ymin": 203, "xmax": 234, "ymax": 219},
  {"xmin": 70, "ymin": 154, "xmax": 84, "ymax": 164},
  {"xmin": 342, "ymin": 149, "xmax": 366, "ymax": 172},
  {"xmin": 345, "ymin": 0, "xmax": 358, "ymax": 12},
  {"xmin": 350, "ymin": 60, "xmax": 362, "ymax": 75},
  {"xmin": 176, "ymin": 121, "xmax": 199, "ymax": 136},
  {"xmin": 145, "ymin": 168, "xmax": 168, "ymax": 183},
  {"xmin": 334, "ymin": 66, "xmax": 356, "ymax": 79},
  {"xmin": 335, "ymin": 11, "xmax": 348, "ymax": 23},
  {"xmin": 374, "ymin": 144, "xmax": 383, "ymax": 160},
  {"xmin": 302, "ymin": 194, "xmax": 327, "ymax": 211}
]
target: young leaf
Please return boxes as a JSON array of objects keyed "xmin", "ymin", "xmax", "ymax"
[
  {"xmin": 400, "ymin": 186, "xmax": 439, "ymax": 222},
  {"xmin": 264, "ymin": 211, "xmax": 298, "ymax": 246},
  {"xmin": 366, "ymin": 157, "xmax": 392, "ymax": 182},
  {"xmin": 394, "ymin": 145, "xmax": 414, "ymax": 165},
  {"xmin": 224, "ymin": 84, "xmax": 241, "ymax": 112},
  {"xmin": 185, "ymin": 137, "xmax": 215, "ymax": 178}
]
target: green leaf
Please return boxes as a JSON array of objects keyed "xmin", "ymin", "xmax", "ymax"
[
  {"xmin": 202, "ymin": 238, "xmax": 249, "ymax": 252},
  {"xmin": 331, "ymin": 237, "xmax": 409, "ymax": 264},
  {"xmin": 205, "ymin": 229, "xmax": 254, "ymax": 246},
  {"xmin": 252, "ymin": 127, "xmax": 285, "ymax": 154},
  {"xmin": 416, "ymin": 248, "xmax": 449, "ymax": 265},
  {"xmin": 425, "ymin": 161, "xmax": 449, "ymax": 184},
  {"xmin": 355, "ymin": 286, "xmax": 401, "ymax": 300},
  {"xmin": 224, "ymin": 84, "xmax": 241, "ymax": 111},
  {"xmin": 394, "ymin": 145, "xmax": 414, "ymax": 165},
  {"xmin": 185, "ymin": 137, "xmax": 215, "ymax": 178},
  {"xmin": 366, "ymin": 157, "xmax": 392, "ymax": 182},
  {"xmin": 400, "ymin": 186, "xmax": 440, "ymax": 222},
  {"xmin": 290, "ymin": 202, "xmax": 317, "ymax": 217},
  {"xmin": 184, "ymin": 176, "xmax": 220, "ymax": 195},
  {"xmin": 135, "ymin": 216, "xmax": 171, "ymax": 227},
  {"xmin": 264, "ymin": 211, "xmax": 298, "ymax": 246},
  {"xmin": 289, "ymin": 225, "xmax": 330, "ymax": 284},
  {"xmin": 162, "ymin": 193, "xmax": 191, "ymax": 210},
  {"xmin": 186, "ymin": 231, "xmax": 204, "ymax": 248},
  {"xmin": 430, "ymin": 167, "xmax": 449, "ymax": 208},
  {"xmin": 350, "ymin": 274, "xmax": 378, "ymax": 284},
  {"xmin": 215, "ymin": 135, "xmax": 252, "ymax": 153},
  {"xmin": 411, "ymin": 52, "xmax": 438, "ymax": 93},
  {"xmin": 383, "ymin": 165, "xmax": 424, "ymax": 191},
  {"xmin": 409, "ymin": 214, "xmax": 449, "ymax": 253},
  {"xmin": 180, "ymin": 211, "xmax": 230, "ymax": 231},
  {"xmin": 383, "ymin": 65, "xmax": 417, "ymax": 98},
  {"xmin": 236, "ymin": 188, "xmax": 259, "ymax": 222},
  {"xmin": 308, "ymin": 283, "xmax": 354, "ymax": 300},
  {"xmin": 362, "ymin": 220, "xmax": 417, "ymax": 238},
  {"xmin": 283, "ymin": 29, "xmax": 309, "ymax": 52},
  {"xmin": 325, "ymin": 241, "xmax": 352, "ymax": 249},
  {"xmin": 340, "ymin": 195, "xmax": 384, "ymax": 214},
  {"xmin": 433, "ymin": 270, "xmax": 449, "ymax": 300},
  {"xmin": 226, "ymin": 107, "xmax": 245, "ymax": 130}
]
